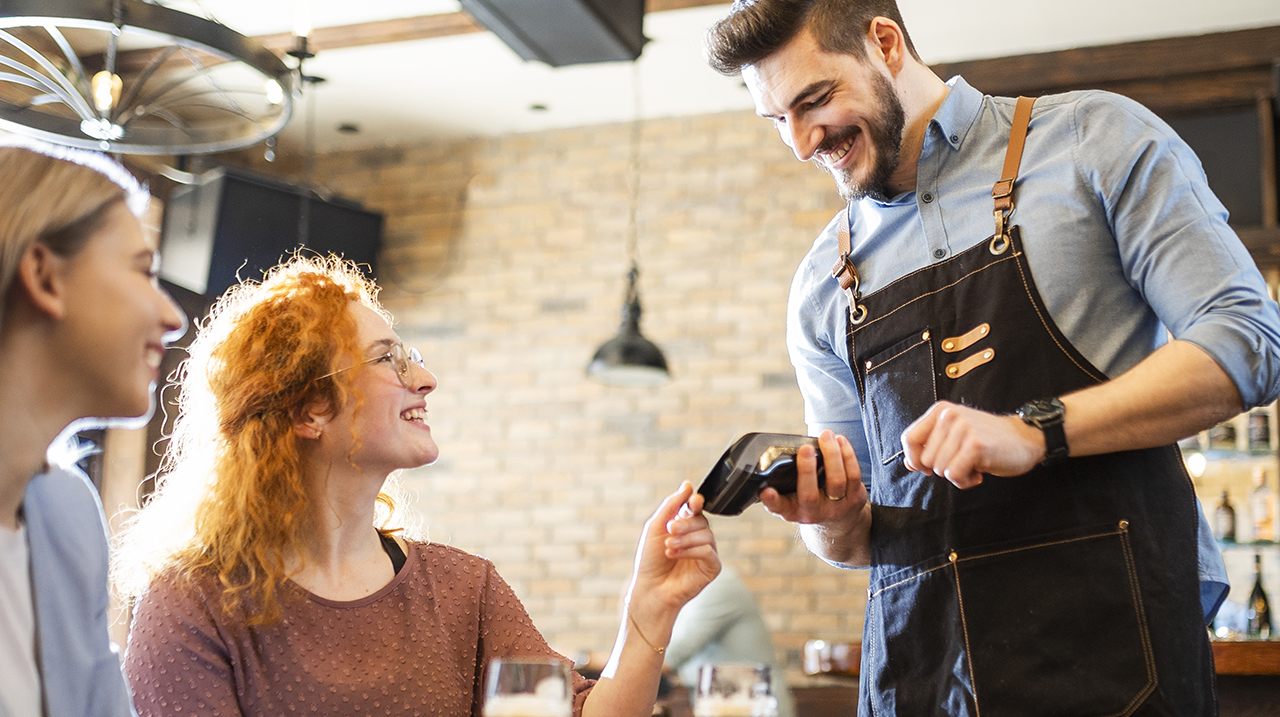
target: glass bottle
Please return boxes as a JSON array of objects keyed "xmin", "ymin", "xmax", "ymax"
[
  {"xmin": 1209, "ymin": 421, "xmax": 1238, "ymax": 451},
  {"xmin": 1215, "ymin": 490, "xmax": 1237, "ymax": 542},
  {"xmin": 1249, "ymin": 411, "xmax": 1272, "ymax": 452},
  {"xmin": 1251, "ymin": 467, "xmax": 1275, "ymax": 543},
  {"xmin": 1246, "ymin": 554, "xmax": 1272, "ymax": 640}
]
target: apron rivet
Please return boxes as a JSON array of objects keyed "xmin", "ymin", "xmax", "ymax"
[
  {"xmin": 922, "ymin": 330, "xmax": 930, "ymax": 341},
  {"xmin": 949, "ymin": 551, "xmax": 958, "ymax": 563},
  {"xmin": 947, "ymin": 366, "xmax": 958, "ymax": 377},
  {"xmin": 945, "ymin": 341, "xmax": 955, "ymax": 351},
  {"xmin": 865, "ymin": 360, "xmax": 873, "ymax": 370},
  {"xmin": 1119, "ymin": 519, "xmax": 1129, "ymax": 531},
  {"xmin": 984, "ymin": 350, "xmax": 992, "ymax": 358}
]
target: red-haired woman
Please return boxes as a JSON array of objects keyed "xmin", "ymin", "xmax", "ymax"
[
  {"xmin": 0, "ymin": 139, "xmax": 185, "ymax": 717},
  {"xmin": 115, "ymin": 256, "xmax": 719, "ymax": 717}
]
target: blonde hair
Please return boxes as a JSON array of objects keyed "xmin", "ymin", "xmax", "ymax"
[
  {"xmin": 113, "ymin": 255, "xmax": 414, "ymax": 625},
  {"xmin": 0, "ymin": 138, "xmax": 147, "ymax": 331}
]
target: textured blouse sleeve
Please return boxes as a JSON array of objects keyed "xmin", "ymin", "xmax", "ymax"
[
  {"xmin": 474, "ymin": 559, "xmax": 595, "ymax": 717},
  {"xmin": 124, "ymin": 571, "xmax": 243, "ymax": 717}
]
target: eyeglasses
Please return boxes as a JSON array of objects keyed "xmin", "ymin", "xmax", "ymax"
[{"xmin": 317, "ymin": 343, "xmax": 426, "ymax": 390}]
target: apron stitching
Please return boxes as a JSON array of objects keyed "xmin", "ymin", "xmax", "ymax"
[
  {"xmin": 855, "ymin": 255, "xmax": 1019, "ymax": 333},
  {"xmin": 1012, "ymin": 252, "xmax": 1108, "ymax": 383},
  {"xmin": 866, "ymin": 335, "xmax": 929, "ymax": 465},
  {"xmin": 952, "ymin": 562, "xmax": 981, "ymax": 717},
  {"xmin": 857, "ymin": 237, "xmax": 1014, "ymax": 304},
  {"xmin": 867, "ymin": 336, "xmax": 928, "ymax": 371},
  {"xmin": 954, "ymin": 528, "xmax": 1123, "ymax": 563},
  {"xmin": 1113, "ymin": 528, "xmax": 1158, "ymax": 717},
  {"xmin": 870, "ymin": 561, "xmax": 955, "ymax": 597}
]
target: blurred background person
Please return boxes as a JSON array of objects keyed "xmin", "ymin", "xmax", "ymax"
[
  {"xmin": 113, "ymin": 255, "xmax": 720, "ymax": 717},
  {"xmin": 666, "ymin": 565, "xmax": 795, "ymax": 717},
  {"xmin": 0, "ymin": 139, "xmax": 184, "ymax": 717}
]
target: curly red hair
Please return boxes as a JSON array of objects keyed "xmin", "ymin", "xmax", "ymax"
[{"xmin": 114, "ymin": 254, "xmax": 410, "ymax": 624}]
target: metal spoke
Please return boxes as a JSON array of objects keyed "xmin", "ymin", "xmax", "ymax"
[
  {"xmin": 0, "ymin": 57, "xmax": 89, "ymax": 119},
  {"xmin": 115, "ymin": 45, "xmax": 178, "ymax": 116},
  {"xmin": 43, "ymin": 25, "xmax": 89, "ymax": 96},
  {"xmin": 0, "ymin": 30, "xmax": 94, "ymax": 118}
]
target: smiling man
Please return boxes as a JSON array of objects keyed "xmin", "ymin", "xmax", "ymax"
[{"xmin": 705, "ymin": 1, "xmax": 1280, "ymax": 715}]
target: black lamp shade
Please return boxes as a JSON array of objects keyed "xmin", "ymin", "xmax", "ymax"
[{"xmin": 586, "ymin": 296, "xmax": 669, "ymax": 387}]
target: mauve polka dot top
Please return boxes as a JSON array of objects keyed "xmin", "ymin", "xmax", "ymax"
[{"xmin": 124, "ymin": 541, "xmax": 593, "ymax": 717}]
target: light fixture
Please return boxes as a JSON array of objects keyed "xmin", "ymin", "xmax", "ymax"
[
  {"xmin": 586, "ymin": 65, "xmax": 669, "ymax": 388},
  {"xmin": 0, "ymin": 0, "xmax": 294, "ymax": 154}
]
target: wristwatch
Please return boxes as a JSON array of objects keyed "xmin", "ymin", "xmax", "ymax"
[{"xmin": 1016, "ymin": 397, "xmax": 1069, "ymax": 466}]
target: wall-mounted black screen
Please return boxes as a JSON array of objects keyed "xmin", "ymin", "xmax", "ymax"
[{"xmin": 161, "ymin": 166, "xmax": 382, "ymax": 299}]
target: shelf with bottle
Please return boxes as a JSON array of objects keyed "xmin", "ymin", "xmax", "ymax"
[{"xmin": 1180, "ymin": 401, "xmax": 1279, "ymax": 642}]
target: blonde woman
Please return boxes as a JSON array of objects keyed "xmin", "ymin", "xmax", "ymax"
[
  {"xmin": 116, "ymin": 256, "xmax": 719, "ymax": 717},
  {"xmin": 0, "ymin": 139, "xmax": 185, "ymax": 717}
]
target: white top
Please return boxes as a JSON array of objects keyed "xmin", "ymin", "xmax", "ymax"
[{"xmin": 0, "ymin": 519, "xmax": 42, "ymax": 717}]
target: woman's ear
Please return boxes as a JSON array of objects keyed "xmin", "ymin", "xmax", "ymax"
[
  {"xmin": 294, "ymin": 402, "xmax": 333, "ymax": 441},
  {"xmin": 14, "ymin": 242, "xmax": 69, "ymax": 320}
]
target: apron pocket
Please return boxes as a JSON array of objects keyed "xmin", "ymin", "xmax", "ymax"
[
  {"xmin": 867, "ymin": 556, "xmax": 973, "ymax": 717},
  {"xmin": 864, "ymin": 329, "xmax": 937, "ymax": 466},
  {"xmin": 955, "ymin": 522, "xmax": 1156, "ymax": 717}
]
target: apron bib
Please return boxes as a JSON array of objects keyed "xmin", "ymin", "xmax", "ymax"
[{"xmin": 836, "ymin": 98, "xmax": 1214, "ymax": 717}]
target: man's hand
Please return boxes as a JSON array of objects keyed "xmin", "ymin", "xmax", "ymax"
[
  {"xmin": 759, "ymin": 430, "xmax": 867, "ymax": 525},
  {"xmin": 901, "ymin": 400, "xmax": 1048, "ymax": 489}
]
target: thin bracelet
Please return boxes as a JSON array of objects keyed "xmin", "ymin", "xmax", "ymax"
[{"xmin": 627, "ymin": 612, "xmax": 666, "ymax": 655}]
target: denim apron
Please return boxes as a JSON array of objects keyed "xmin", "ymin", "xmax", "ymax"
[{"xmin": 836, "ymin": 98, "xmax": 1214, "ymax": 716}]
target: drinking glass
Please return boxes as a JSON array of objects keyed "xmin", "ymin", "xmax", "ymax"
[
  {"xmin": 694, "ymin": 663, "xmax": 778, "ymax": 717},
  {"xmin": 482, "ymin": 657, "xmax": 573, "ymax": 717}
]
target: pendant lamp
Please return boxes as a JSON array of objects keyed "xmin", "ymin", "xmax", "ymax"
[
  {"xmin": 586, "ymin": 65, "xmax": 669, "ymax": 387},
  {"xmin": 0, "ymin": 0, "xmax": 294, "ymax": 155}
]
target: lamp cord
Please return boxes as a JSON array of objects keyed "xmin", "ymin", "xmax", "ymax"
[{"xmin": 625, "ymin": 61, "xmax": 643, "ymax": 300}]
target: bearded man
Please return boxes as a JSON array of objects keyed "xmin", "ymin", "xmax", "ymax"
[{"xmin": 705, "ymin": 1, "xmax": 1280, "ymax": 715}]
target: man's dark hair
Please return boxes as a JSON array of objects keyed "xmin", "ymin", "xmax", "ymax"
[{"xmin": 705, "ymin": 0, "xmax": 920, "ymax": 76}]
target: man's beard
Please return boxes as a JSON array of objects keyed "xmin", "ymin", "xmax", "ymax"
[{"xmin": 811, "ymin": 72, "xmax": 906, "ymax": 202}]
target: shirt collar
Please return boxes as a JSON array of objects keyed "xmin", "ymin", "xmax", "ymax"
[
  {"xmin": 931, "ymin": 75, "xmax": 983, "ymax": 151},
  {"xmin": 864, "ymin": 76, "xmax": 984, "ymax": 207}
]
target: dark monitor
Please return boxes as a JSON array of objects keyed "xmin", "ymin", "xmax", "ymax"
[
  {"xmin": 1165, "ymin": 108, "xmax": 1264, "ymax": 228},
  {"xmin": 160, "ymin": 166, "xmax": 382, "ymax": 299}
]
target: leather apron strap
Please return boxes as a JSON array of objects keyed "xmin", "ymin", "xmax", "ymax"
[
  {"xmin": 830, "ymin": 96, "xmax": 1037, "ymax": 326},
  {"xmin": 992, "ymin": 96, "xmax": 1036, "ymax": 245}
]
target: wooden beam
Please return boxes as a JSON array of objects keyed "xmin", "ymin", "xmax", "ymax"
[
  {"xmin": 646, "ymin": 0, "xmax": 729, "ymax": 11},
  {"xmin": 930, "ymin": 26, "xmax": 1280, "ymax": 99},
  {"xmin": 251, "ymin": 1, "xmax": 729, "ymax": 54},
  {"xmin": 253, "ymin": 13, "xmax": 483, "ymax": 54},
  {"xmin": 1087, "ymin": 68, "xmax": 1275, "ymax": 116}
]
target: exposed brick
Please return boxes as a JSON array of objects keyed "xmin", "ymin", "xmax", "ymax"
[{"xmin": 248, "ymin": 108, "xmax": 854, "ymax": 656}]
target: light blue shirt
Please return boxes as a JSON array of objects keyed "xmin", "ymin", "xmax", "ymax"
[
  {"xmin": 786, "ymin": 77, "xmax": 1280, "ymax": 620},
  {"xmin": 23, "ymin": 467, "xmax": 135, "ymax": 717}
]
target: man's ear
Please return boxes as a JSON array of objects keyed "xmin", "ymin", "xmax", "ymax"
[
  {"xmin": 293, "ymin": 401, "xmax": 333, "ymax": 441},
  {"xmin": 867, "ymin": 16, "xmax": 906, "ymax": 74},
  {"xmin": 14, "ymin": 242, "xmax": 69, "ymax": 320}
]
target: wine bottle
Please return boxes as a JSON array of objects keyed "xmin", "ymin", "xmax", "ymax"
[
  {"xmin": 1251, "ymin": 467, "xmax": 1276, "ymax": 542},
  {"xmin": 1246, "ymin": 554, "xmax": 1272, "ymax": 640},
  {"xmin": 1216, "ymin": 490, "xmax": 1237, "ymax": 542}
]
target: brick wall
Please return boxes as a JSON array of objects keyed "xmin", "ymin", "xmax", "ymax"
[{"xmin": 236, "ymin": 109, "xmax": 863, "ymax": 670}]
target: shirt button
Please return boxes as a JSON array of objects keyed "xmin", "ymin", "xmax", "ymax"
[
  {"xmin": 922, "ymin": 193, "xmax": 934, "ymax": 203},
  {"xmin": 933, "ymin": 248, "xmax": 947, "ymax": 259},
  {"xmin": 950, "ymin": 134, "xmax": 959, "ymax": 143}
]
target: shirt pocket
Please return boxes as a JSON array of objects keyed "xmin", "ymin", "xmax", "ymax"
[{"xmin": 863, "ymin": 329, "xmax": 937, "ymax": 466}]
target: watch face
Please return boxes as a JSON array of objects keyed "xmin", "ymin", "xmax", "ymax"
[{"xmin": 1020, "ymin": 398, "xmax": 1064, "ymax": 425}]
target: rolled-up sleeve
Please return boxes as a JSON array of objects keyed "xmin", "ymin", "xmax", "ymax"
[{"xmin": 1079, "ymin": 94, "xmax": 1280, "ymax": 407}]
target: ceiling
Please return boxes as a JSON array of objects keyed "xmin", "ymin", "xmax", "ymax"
[{"xmin": 158, "ymin": 0, "xmax": 1280, "ymax": 153}]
